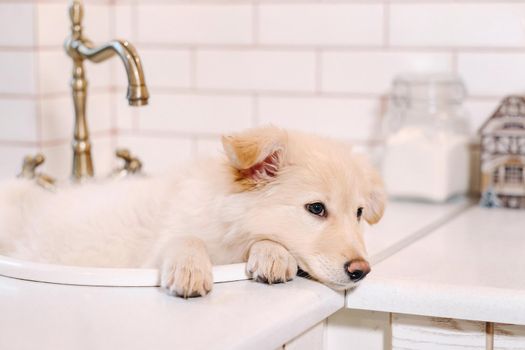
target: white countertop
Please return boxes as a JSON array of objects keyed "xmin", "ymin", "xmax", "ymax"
[
  {"xmin": 365, "ymin": 197, "xmax": 471, "ymax": 263},
  {"xmin": 347, "ymin": 206, "xmax": 525, "ymax": 325},
  {"xmin": 0, "ymin": 275, "xmax": 342, "ymax": 350}
]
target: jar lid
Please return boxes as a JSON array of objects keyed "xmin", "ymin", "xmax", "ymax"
[{"xmin": 391, "ymin": 73, "xmax": 467, "ymax": 107}]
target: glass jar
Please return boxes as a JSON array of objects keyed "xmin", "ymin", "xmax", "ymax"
[{"xmin": 381, "ymin": 73, "xmax": 470, "ymax": 202}]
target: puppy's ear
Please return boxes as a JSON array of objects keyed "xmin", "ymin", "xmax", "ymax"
[
  {"xmin": 357, "ymin": 156, "xmax": 386, "ymax": 225},
  {"xmin": 222, "ymin": 126, "xmax": 287, "ymax": 188},
  {"xmin": 364, "ymin": 181, "xmax": 386, "ymax": 225}
]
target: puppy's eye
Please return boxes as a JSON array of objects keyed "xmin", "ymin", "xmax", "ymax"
[
  {"xmin": 357, "ymin": 207, "xmax": 364, "ymax": 220},
  {"xmin": 305, "ymin": 202, "xmax": 327, "ymax": 217}
]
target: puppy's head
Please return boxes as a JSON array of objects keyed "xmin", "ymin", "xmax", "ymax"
[{"xmin": 222, "ymin": 126, "xmax": 386, "ymax": 290}]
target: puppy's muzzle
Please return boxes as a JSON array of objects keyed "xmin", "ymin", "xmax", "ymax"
[{"xmin": 344, "ymin": 259, "xmax": 371, "ymax": 282}]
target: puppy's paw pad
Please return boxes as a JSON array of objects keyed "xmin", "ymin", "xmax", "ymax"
[
  {"xmin": 247, "ymin": 241, "xmax": 297, "ymax": 284},
  {"xmin": 161, "ymin": 256, "xmax": 213, "ymax": 298}
]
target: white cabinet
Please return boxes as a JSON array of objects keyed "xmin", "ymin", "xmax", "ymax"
[
  {"xmin": 391, "ymin": 314, "xmax": 486, "ymax": 350},
  {"xmin": 323, "ymin": 310, "xmax": 525, "ymax": 350},
  {"xmin": 494, "ymin": 323, "xmax": 525, "ymax": 350},
  {"xmin": 282, "ymin": 321, "xmax": 325, "ymax": 350},
  {"xmin": 325, "ymin": 309, "xmax": 391, "ymax": 350}
]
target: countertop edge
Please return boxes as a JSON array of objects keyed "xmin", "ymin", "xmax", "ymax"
[
  {"xmin": 345, "ymin": 276, "xmax": 525, "ymax": 325},
  {"xmin": 233, "ymin": 286, "xmax": 345, "ymax": 350}
]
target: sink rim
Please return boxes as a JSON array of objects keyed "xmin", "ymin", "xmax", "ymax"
[{"xmin": 0, "ymin": 254, "xmax": 249, "ymax": 287}]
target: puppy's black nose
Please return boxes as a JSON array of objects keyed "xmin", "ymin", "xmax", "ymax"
[{"xmin": 344, "ymin": 259, "xmax": 371, "ymax": 282}]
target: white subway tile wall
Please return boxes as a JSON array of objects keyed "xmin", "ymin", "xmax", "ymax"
[
  {"xmin": 194, "ymin": 137, "xmax": 224, "ymax": 157},
  {"xmin": 113, "ymin": 4, "xmax": 134, "ymax": 40},
  {"xmin": 137, "ymin": 49, "xmax": 192, "ymax": 88},
  {"xmin": 464, "ymin": 98, "xmax": 501, "ymax": 135},
  {"xmin": 137, "ymin": 5, "xmax": 253, "ymax": 45},
  {"xmin": 115, "ymin": 92, "xmax": 136, "ymax": 130},
  {"xmin": 321, "ymin": 51, "xmax": 453, "ymax": 94},
  {"xmin": 258, "ymin": 96, "xmax": 383, "ymax": 141},
  {"xmin": 0, "ymin": 4, "xmax": 34, "ymax": 47},
  {"xmin": 137, "ymin": 93, "xmax": 252, "ymax": 134},
  {"xmin": 389, "ymin": 4, "xmax": 525, "ymax": 48},
  {"xmin": 0, "ymin": 99, "xmax": 37, "ymax": 142},
  {"xmin": 0, "ymin": 52, "xmax": 36, "ymax": 94},
  {"xmin": 116, "ymin": 134, "xmax": 193, "ymax": 174},
  {"xmin": 458, "ymin": 53, "xmax": 525, "ymax": 96},
  {"xmin": 0, "ymin": 0, "xmax": 523, "ymax": 180},
  {"xmin": 196, "ymin": 50, "xmax": 317, "ymax": 92},
  {"xmin": 258, "ymin": 4, "xmax": 384, "ymax": 46}
]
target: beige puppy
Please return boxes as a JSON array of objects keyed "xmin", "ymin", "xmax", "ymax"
[{"xmin": 0, "ymin": 126, "xmax": 385, "ymax": 297}]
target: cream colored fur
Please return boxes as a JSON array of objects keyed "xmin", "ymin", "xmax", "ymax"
[{"xmin": 0, "ymin": 126, "xmax": 385, "ymax": 297}]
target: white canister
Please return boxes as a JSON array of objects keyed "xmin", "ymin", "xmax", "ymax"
[{"xmin": 381, "ymin": 74, "xmax": 470, "ymax": 202}]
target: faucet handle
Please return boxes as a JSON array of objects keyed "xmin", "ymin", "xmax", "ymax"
[
  {"xmin": 18, "ymin": 153, "xmax": 56, "ymax": 191},
  {"xmin": 19, "ymin": 153, "xmax": 45, "ymax": 179},
  {"xmin": 115, "ymin": 148, "xmax": 143, "ymax": 175},
  {"xmin": 70, "ymin": 0, "xmax": 83, "ymax": 26},
  {"xmin": 69, "ymin": 0, "xmax": 83, "ymax": 38}
]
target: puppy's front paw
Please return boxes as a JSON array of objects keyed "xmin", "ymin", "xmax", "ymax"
[
  {"xmin": 247, "ymin": 240, "xmax": 298, "ymax": 284},
  {"xmin": 161, "ymin": 255, "xmax": 213, "ymax": 298}
]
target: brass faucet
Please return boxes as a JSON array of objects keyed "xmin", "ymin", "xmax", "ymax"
[{"xmin": 64, "ymin": 0, "xmax": 149, "ymax": 181}]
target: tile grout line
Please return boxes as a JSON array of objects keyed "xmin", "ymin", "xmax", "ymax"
[
  {"xmin": 190, "ymin": 48, "xmax": 198, "ymax": 89},
  {"xmin": 130, "ymin": 1, "xmax": 139, "ymax": 135},
  {"xmin": 315, "ymin": 49, "xmax": 323, "ymax": 94},
  {"xmin": 0, "ymin": 135, "xmax": 113, "ymax": 152},
  {"xmin": 109, "ymin": 0, "xmax": 118, "ymax": 163},
  {"xmin": 5, "ymin": 44, "xmax": 525, "ymax": 54},
  {"xmin": 33, "ymin": 2, "xmax": 43, "ymax": 152},
  {"xmin": 252, "ymin": 1, "xmax": 259, "ymax": 45},
  {"xmin": 452, "ymin": 49, "xmax": 459, "ymax": 74},
  {"xmin": 62, "ymin": 0, "xmax": 525, "ymax": 4},
  {"xmin": 382, "ymin": 2, "xmax": 390, "ymax": 48},
  {"xmin": 0, "ymin": 89, "xmax": 507, "ymax": 101},
  {"xmin": 190, "ymin": 135, "xmax": 199, "ymax": 157},
  {"xmin": 0, "ymin": 0, "xmax": 518, "ymax": 4},
  {"xmin": 0, "ymin": 140, "xmax": 41, "ymax": 148},
  {"xmin": 132, "ymin": 108, "xmax": 140, "ymax": 132},
  {"xmin": 131, "ymin": 0, "xmax": 138, "ymax": 42},
  {"xmin": 251, "ymin": 93, "xmax": 259, "ymax": 126},
  {"xmin": 109, "ymin": 128, "xmax": 380, "ymax": 145}
]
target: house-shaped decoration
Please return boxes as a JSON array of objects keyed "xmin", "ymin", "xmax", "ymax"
[{"xmin": 479, "ymin": 96, "xmax": 525, "ymax": 209}]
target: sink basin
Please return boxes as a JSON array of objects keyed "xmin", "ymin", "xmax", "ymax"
[{"xmin": 0, "ymin": 254, "xmax": 249, "ymax": 287}]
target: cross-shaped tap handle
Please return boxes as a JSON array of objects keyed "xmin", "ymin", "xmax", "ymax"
[{"xmin": 116, "ymin": 149, "xmax": 143, "ymax": 173}]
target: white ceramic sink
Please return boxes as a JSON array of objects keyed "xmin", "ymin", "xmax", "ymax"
[
  {"xmin": 0, "ymin": 254, "xmax": 249, "ymax": 287},
  {"xmin": 0, "ymin": 199, "xmax": 470, "ymax": 288}
]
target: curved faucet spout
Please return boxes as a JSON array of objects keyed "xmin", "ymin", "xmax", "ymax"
[
  {"xmin": 64, "ymin": 0, "xmax": 150, "ymax": 180},
  {"xmin": 76, "ymin": 40, "xmax": 149, "ymax": 106}
]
